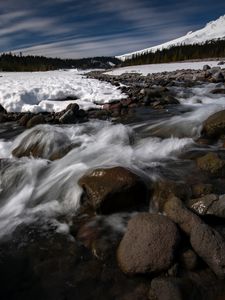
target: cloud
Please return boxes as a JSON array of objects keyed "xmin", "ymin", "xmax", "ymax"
[{"xmin": 0, "ymin": 0, "xmax": 224, "ymax": 57}]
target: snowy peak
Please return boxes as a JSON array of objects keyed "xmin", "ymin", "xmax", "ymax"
[{"xmin": 117, "ymin": 14, "xmax": 225, "ymax": 61}]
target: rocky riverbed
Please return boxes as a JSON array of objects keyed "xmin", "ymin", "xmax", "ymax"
[{"xmin": 0, "ymin": 64, "xmax": 225, "ymax": 300}]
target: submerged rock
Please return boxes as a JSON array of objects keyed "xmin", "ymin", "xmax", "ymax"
[
  {"xmin": 12, "ymin": 125, "xmax": 72, "ymax": 160},
  {"xmin": 78, "ymin": 166, "xmax": 149, "ymax": 214},
  {"xmin": 117, "ymin": 213, "xmax": 180, "ymax": 275}
]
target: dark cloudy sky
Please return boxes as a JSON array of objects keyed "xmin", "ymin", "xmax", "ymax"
[{"xmin": 0, "ymin": 0, "xmax": 224, "ymax": 58}]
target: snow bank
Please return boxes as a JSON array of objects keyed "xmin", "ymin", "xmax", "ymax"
[
  {"xmin": 105, "ymin": 61, "xmax": 224, "ymax": 76},
  {"xmin": 0, "ymin": 69, "xmax": 126, "ymax": 113}
]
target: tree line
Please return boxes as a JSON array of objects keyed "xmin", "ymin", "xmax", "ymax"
[
  {"xmin": 122, "ymin": 39, "xmax": 225, "ymax": 66},
  {"xmin": 0, "ymin": 53, "xmax": 120, "ymax": 72}
]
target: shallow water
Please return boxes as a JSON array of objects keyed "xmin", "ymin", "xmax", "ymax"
[{"xmin": 0, "ymin": 82, "xmax": 225, "ymax": 238}]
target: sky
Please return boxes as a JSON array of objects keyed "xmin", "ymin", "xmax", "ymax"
[{"xmin": 0, "ymin": 0, "xmax": 224, "ymax": 58}]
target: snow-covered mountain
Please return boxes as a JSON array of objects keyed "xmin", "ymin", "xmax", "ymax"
[{"xmin": 117, "ymin": 15, "xmax": 225, "ymax": 61}]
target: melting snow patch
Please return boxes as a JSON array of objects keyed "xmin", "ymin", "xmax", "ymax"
[{"xmin": 0, "ymin": 70, "xmax": 126, "ymax": 113}]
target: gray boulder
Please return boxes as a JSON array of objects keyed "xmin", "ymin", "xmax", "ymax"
[{"xmin": 117, "ymin": 213, "xmax": 180, "ymax": 275}]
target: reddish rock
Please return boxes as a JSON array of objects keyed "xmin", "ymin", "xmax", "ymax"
[{"xmin": 78, "ymin": 166, "xmax": 149, "ymax": 214}]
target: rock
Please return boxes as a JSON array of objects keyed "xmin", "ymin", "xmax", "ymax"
[
  {"xmin": 191, "ymin": 183, "xmax": 213, "ymax": 198},
  {"xmin": 210, "ymin": 67, "xmax": 222, "ymax": 74},
  {"xmin": 26, "ymin": 114, "xmax": 45, "ymax": 128},
  {"xmin": 187, "ymin": 194, "xmax": 218, "ymax": 215},
  {"xmin": 188, "ymin": 194, "xmax": 225, "ymax": 218},
  {"xmin": 164, "ymin": 196, "xmax": 203, "ymax": 235},
  {"xmin": 202, "ymin": 110, "xmax": 225, "ymax": 138},
  {"xmin": 121, "ymin": 98, "xmax": 133, "ymax": 107},
  {"xmin": 151, "ymin": 179, "xmax": 192, "ymax": 212},
  {"xmin": 65, "ymin": 103, "xmax": 79, "ymax": 113},
  {"xmin": 149, "ymin": 277, "xmax": 199, "ymax": 300},
  {"xmin": 180, "ymin": 249, "xmax": 198, "ymax": 271},
  {"xmin": 210, "ymin": 88, "xmax": 225, "ymax": 94},
  {"xmin": 117, "ymin": 213, "xmax": 180, "ymax": 275},
  {"xmin": 203, "ymin": 65, "xmax": 211, "ymax": 71},
  {"xmin": 196, "ymin": 152, "xmax": 225, "ymax": 177},
  {"xmin": 0, "ymin": 104, "xmax": 7, "ymax": 114},
  {"xmin": 218, "ymin": 61, "xmax": 225, "ymax": 66},
  {"xmin": 77, "ymin": 109, "xmax": 86, "ymax": 118},
  {"xmin": 12, "ymin": 126, "xmax": 72, "ymax": 160},
  {"xmin": 59, "ymin": 109, "xmax": 78, "ymax": 124},
  {"xmin": 103, "ymin": 102, "xmax": 122, "ymax": 111},
  {"xmin": 143, "ymin": 87, "xmax": 169, "ymax": 104},
  {"xmin": 211, "ymin": 72, "xmax": 224, "ymax": 82},
  {"xmin": 149, "ymin": 269, "xmax": 225, "ymax": 300},
  {"xmin": 164, "ymin": 197, "xmax": 225, "ymax": 278},
  {"xmin": 191, "ymin": 223, "xmax": 225, "ymax": 278},
  {"xmin": 18, "ymin": 114, "xmax": 33, "ymax": 126},
  {"xmin": 0, "ymin": 113, "xmax": 7, "ymax": 123},
  {"xmin": 49, "ymin": 144, "xmax": 74, "ymax": 161},
  {"xmin": 78, "ymin": 167, "xmax": 149, "ymax": 214}
]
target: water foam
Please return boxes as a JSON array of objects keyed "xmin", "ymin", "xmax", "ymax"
[{"xmin": 0, "ymin": 121, "xmax": 192, "ymax": 237}]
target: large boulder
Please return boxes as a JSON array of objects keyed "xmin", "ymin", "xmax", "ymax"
[
  {"xmin": 78, "ymin": 167, "xmax": 149, "ymax": 214},
  {"xmin": 117, "ymin": 213, "xmax": 180, "ymax": 275},
  {"xmin": 164, "ymin": 197, "xmax": 225, "ymax": 278},
  {"xmin": 202, "ymin": 110, "xmax": 225, "ymax": 139},
  {"xmin": 196, "ymin": 152, "xmax": 225, "ymax": 177}
]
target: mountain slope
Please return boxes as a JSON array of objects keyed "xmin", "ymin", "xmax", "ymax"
[{"xmin": 117, "ymin": 15, "xmax": 225, "ymax": 61}]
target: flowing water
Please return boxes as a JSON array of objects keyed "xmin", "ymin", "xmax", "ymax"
[{"xmin": 0, "ymin": 83, "xmax": 225, "ymax": 238}]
